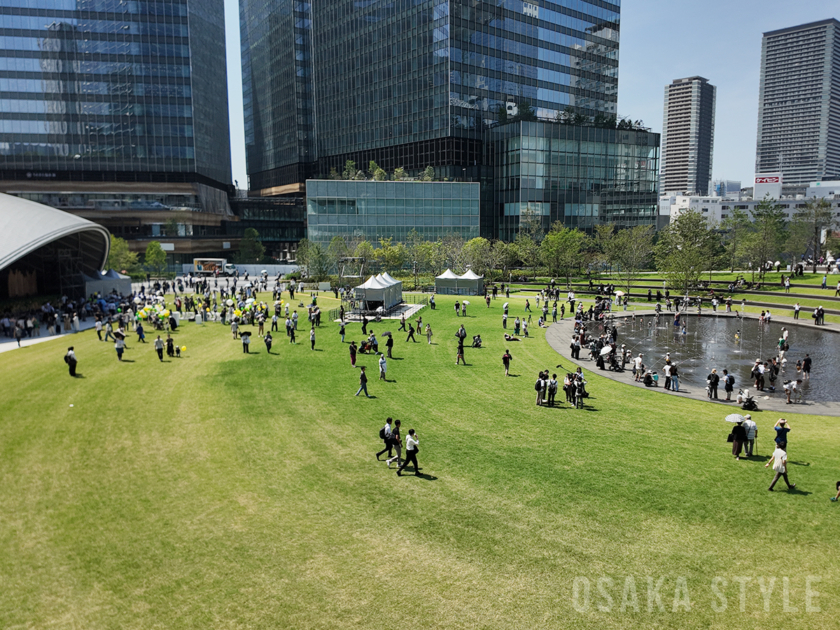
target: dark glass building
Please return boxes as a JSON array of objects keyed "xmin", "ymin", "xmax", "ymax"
[
  {"xmin": 490, "ymin": 120, "xmax": 660, "ymax": 239},
  {"xmin": 0, "ymin": 0, "xmax": 234, "ymax": 261},
  {"xmin": 241, "ymin": 0, "xmax": 620, "ymax": 194}
]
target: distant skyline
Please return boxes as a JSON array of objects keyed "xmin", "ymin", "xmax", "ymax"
[{"xmin": 224, "ymin": 0, "xmax": 840, "ymax": 190}]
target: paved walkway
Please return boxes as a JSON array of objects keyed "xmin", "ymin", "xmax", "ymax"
[
  {"xmin": 544, "ymin": 310, "xmax": 840, "ymax": 417},
  {"xmin": 0, "ymin": 318, "xmax": 97, "ymax": 354}
]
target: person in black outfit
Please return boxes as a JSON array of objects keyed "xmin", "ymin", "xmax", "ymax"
[
  {"xmin": 406, "ymin": 324, "xmax": 417, "ymax": 342},
  {"xmin": 361, "ymin": 315, "xmax": 368, "ymax": 335},
  {"xmin": 65, "ymin": 347, "xmax": 77, "ymax": 376},
  {"xmin": 731, "ymin": 420, "xmax": 747, "ymax": 460},
  {"xmin": 376, "ymin": 417, "xmax": 394, "ymax": 460},
  {"xmin": 707, "ymin": 369, "xmax": 720, "ymax": 399},
  {"xmin": 386, "ymin": 334, "xmax": 394, "ymax": 357},
  {"xmin": 722, "ymin": 369, "xmax": 734, "ymax": 401}
]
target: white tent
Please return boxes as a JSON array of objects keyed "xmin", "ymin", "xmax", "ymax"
[
  {"xmin": 435, "ymin": 269, "xmax": 484, "ymax": 295},
  {"xmin": 354, "ymin": 274, "xmax": 403, "ymax": 310},
  {"xmin": 83, "ymin": 269, "xmax": 132, "ymax": 297}
]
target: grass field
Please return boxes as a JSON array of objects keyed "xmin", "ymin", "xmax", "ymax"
[{"xmin": 2, "ymin": 293, "xmax": 839, "ymax": 629}]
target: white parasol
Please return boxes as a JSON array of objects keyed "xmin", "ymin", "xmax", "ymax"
[{"xmin": 725, "ymin": 413, "xmax": 746, "ymax": 423}]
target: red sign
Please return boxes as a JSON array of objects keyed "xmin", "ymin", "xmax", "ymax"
[{"xmin": 755, "ymin": 176, "xmax": 780, "ymax": 184}]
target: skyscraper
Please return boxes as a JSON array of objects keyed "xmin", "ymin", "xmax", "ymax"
[
  {"xmin": 240, "ymin": 0, "xmax": 621, "ymax": 194},
  {"xmin": 660, "ymin": 77, "xmax": 716, "ymax": 195},
  {"xmin": 756, "ymin": 19, "xmax": 840, "ymax": 185},
  {"xmin": 0, "ymin": 0, "xmax": 234, "ymax": 263}
]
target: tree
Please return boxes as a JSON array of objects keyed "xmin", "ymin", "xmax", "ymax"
[
  {"xmin": 540, "ymin": 224, "xmax": 588, "ymax": 284},
  {"xmin": 611, "ymin": 225, "xmax": 655, "ymax": 294},
  {"xmin": 106, "ymin": 234, "xmax": 139, "ymax": 273},
  {"xmin": 421, "ymin": 165, "xmax": 435, "ymax": 182},
  {"xmin": 719, "ymin": 207, "xmax": 751, "ymax": 272},
  {"xmin": 369, "ymin": 160, "xmax": 387, "ymax": 181},
  {"xmin": 491, "ymin": 240, "xmax": 517, "ymax": 281},
  {"xmin": 328, "ymin": 167, "xmax": 340, "ymax": 180},
  {"xmin": 461, "ymin": 237, "xmax": 493, "ymax": 278},
  {"xmin": 513, "ymin": 211, "xmax": 544, "ymax": 279},
  {"xmin": 791, "ymin": 198, "xmax": 836, "ymax": 272},
  {"xmin": 144, "ymin": 241, "xmax": 167, "ymax": 278},
  {"xmin": 593, "ymin": 223, "xmax": 616, "ymax": 272},
  {"xmin": 354, "ymin": 240, "xmax": 376, "ymax": 273},
  {"xmin": 393, "ymin": 167, "xmax": 406, "ymax": 181},
  {"xmin": 163, "ymin": 218, "xmax": 179, "ymax": 237},
  {"xmin": 654, "ymin": 210, "xmax": 716, "ymax": 296},
  {"xmin": 742, "ymin": 196, "xmax": 786, "ymax": 280},
  {"xmin": 296, "ymin": 239, "xmax": 329, "ymax": 280},
  {"xmin": 342, "ymin": 160, "xmax": 358, "ymax": 180},
  {"xmin": 235, "ymin": 227, "xmax": 266, "ymax": 263},
  {"xmin": 516, "ymin": 100, "xmax": 537, "ymax": 122},
  {"xmin": 439, "ymin": 233, "xmax": 465, "ymax": 271},
  {"xmin": 496, "ymin": 103, "xmax": 509, "ymax": 125},
  {"xmin": 327, "ymin": 235, "xmax": 351, "ymax": 281},
  {"xmin": 376, "ymin": 238, "xmax": 408, "ymax": 273}
]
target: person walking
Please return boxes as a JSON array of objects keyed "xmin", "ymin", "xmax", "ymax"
[
  {"xmin": 115, "ymin": 336, "xmax": 125, "ymax": 361},
  {"xmin": 384, "ymin": 333, "xmax": 393, "ymax": 357},
  {"xmin": 95, "ymin": 317, "xmax": 103, "ymax": 341},
  {"xmin": 355, "ymin": 365, "xmax": 371, "ymax": 397},
  {"xmin": 406, "ymin": 323, "xmax": 417, "ymax": 342},
  {"xmin": 425, "ymin": 324, "xmax": 433, "ymax": 344},
  {"xmin": 104, "ymin": 320, "xmax": 115, "ymax": 342},
  {"xmin": 398, "ymin": 314, "xmax": 407, "ymax": 331},
  {"xmin": 766, "ymin": 445, "xmax": 795, "ymax": 491},
  {"xmin": 774, "ymin": 418, "xmax": 791, "ymax": 452},
  {"xmin": 265, "ymin": 331, "xmax": 273, "ymax": 353},
  {"xmin": 456, "ymin": 335, "xmax": 465, "ymax": 365},
  {"xmin": 803, "ymin": 354, "xmax": 812, "ymax": 380},
  {"xmin": 349, "ymin": 341, "xmax": 357, "ymax": 366},
  {"xmin": 743, "ymin": 414, "xmax": 757, "ymax": 457},
  {"xmin": 64, "ymin": 346, "xmax": 77, "ymax": 376},
  {"xmin": 379, "ymin": 353, "xmax": 387, "ymax": 380},
  {"xmin": 397, "ymin": 429, "xmax": 420, "ymax": 476},
  {"xmin": 242, "ymin": 333, "xmax": 251, "ymax": 353},
  {"xmin": 502, "ymin": 349, "xmax": 512, "ymax": 376},
  {"xmin": 731, "ymin": 419, "xmax": 747, "ymax": 460},
  {"xmin": 386, "ymin": 420, "xmax": 403, "ymax": 468},
  {"xmin": 310, "ymin": 327, "xmax": 316, "ymax": 350},
  {"xmin": 376, "ymin": 418, "xmax": 393, "ymax": 460},
  {"xmin": 339, "ymin": 321, "xmax": 346, "ymax": 343},
  {"xmin": 154, "ymin": 335, "xmax": 164, "ymax": 361},
  {"xmin": 136, "ymin": 322, "xmax": 146, "ymax": 343},
  {"xmin": 289, "ymin": 325, "xmax": 296, "ymax": 344},
  {"xmin": 793, "ymin": 302, "xmax": 800, "ymax": 320}
]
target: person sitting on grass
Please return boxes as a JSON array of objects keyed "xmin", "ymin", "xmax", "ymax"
[{"xmin": 831, "ymin": 481, "xmax": 840, "ymax": 502}]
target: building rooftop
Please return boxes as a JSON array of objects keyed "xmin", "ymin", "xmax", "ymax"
[{"xmin": 763, "ymin": 18, "xmax": 840, "ymax": 37}]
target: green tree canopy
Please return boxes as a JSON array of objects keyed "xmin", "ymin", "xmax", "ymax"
[
  {"xmin": 742, "ymin": 196, "xmax": 786, "ymax": 279},
  {"xmin": 144, "ymin": 241, "xmax": 168, "ymax": 278},
  {"xmin": 375, "ymin": 238, "xmax": 409, "ymax": 273},
  {"xmin": 540, "ymin": 224, "xmax": 588, "ymax": 283},
  {"xmin": 106, "ymin": 234, "xmax": 139, "ymax": 273},
  {"xmin": 611, "ymin": 225, "xmax": 655, "ymax": 294},
  {"xmin": 235, "ymin": 228, "xmax": 266, "ymax": 264},
  {"xmin": 654, "ymin": 210, "xmax": 716, "ymax": 295},
  {"xmin": 461, "ymin": 237, "xmax": 493, "ymax": 277}
]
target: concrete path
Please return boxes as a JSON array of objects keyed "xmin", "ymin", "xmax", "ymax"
[{"xmin": 544, "ymin": 310, "xmax": 840, "ymax": 417}]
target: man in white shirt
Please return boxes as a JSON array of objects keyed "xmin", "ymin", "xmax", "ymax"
[
  {"xmin": 378, "ymin": 354, "xmax": 387, "ymax": 381},
  {"xmin": 397, "ymin": 429, "xmax": 420, "ymax": 476},
  {"xmin": 633, "ymin": 354, "xmax": 643, "ymax": 382},
  {"xmin": 376, "ymin": 418, "xmax": 393, "ymax": 460},
  {"xmin": 793, "ymin": 303, "xmax": 800, "ymax": 319},
  {"xmin": 742, "ymin": 414, "xmax": 757, "ymax": 457},
  {"xmin": 154, "ymin": 335, "xmax": 165, "ymax": 361}
]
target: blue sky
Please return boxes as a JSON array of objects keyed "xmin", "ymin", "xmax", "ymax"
[{"xmin": 224, "ymin": 0, "xmax": 840, "ymax": 189}]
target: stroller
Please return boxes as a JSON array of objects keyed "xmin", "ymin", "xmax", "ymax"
[{"xmin": 739, "ymin": 389, "xmax": 759, "ymax": 411}]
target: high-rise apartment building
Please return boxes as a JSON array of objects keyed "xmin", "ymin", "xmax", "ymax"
[
  {"xmin": 0, "ymin": 0, "xmax": 234, "ymax": 263},
  {"xmin": 240, "ymin": 0, "xmax": 621, "ymax": 195},
  {"xmin": 756, "ymin": 19, "xmax": 840, "ymax": 185},
  {"xmin": 660, "ymin": 77, "xmax": 716, "ymax": 195}
]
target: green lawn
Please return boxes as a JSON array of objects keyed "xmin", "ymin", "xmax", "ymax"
[{"xmin": 2, "ymin": 294, "xmax": 839, "ymax": 629}]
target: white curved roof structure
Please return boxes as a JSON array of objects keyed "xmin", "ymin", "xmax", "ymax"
[{"xmin": 0, "ymin": 193, "xmax": 110, "ymax": 274}]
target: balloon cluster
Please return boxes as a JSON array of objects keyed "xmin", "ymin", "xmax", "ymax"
[{"xmin": 137, "ymin": 303, "xmax": 170, "ymax": 320}]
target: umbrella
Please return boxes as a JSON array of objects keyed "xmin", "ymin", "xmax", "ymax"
[
  {"xmin": 381, "ymin": 331, "xmax": 392, "ymax": 337},
  {"xmin": 113, "ymin": 331, "xmax": 126, "ymax": 340},
  {"xmin": 503, "ymin": 302, "xmax": 509, "ymax": 308},
  {"xmin": 261, "ymin": 269, "xmax": 267, "ymax": 274},
  {"xmin": 376, "ymin": 306, "xmax": 384, "ymax": 312},
  {"xmin": 463, "ymin": 300, "xmax": 470, "ymax": 305},
  {"xmin": 725, "ymin": 413, "xmax": 745, "ymax": 423},
  {"xmin": 225, "ymin": 299, "xmax": 234, "ymax": 306},
  {"xmin": 246, "ymin": 298, "xmax": 256, "ymax": 304},
  {"xmin": 599, "ymin": 345, "xmax": 613, "ymax": 356},
  {"xmin": 240, "ymin": 331, "xmax": 252, "ymax": 336},
  {"xmin": 614, "ymin": 290, "xmax": 625, "ymax": 296}
]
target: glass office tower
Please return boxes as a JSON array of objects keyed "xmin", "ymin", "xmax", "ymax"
[
  {"xmin": 0, "ymin": 0, "xmax": 231, "ymax": 187},
  {"xmin": 241, "ymin": 0, "xmax": 621, "ymax": 194}
]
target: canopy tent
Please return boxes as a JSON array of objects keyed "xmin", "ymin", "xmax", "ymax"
[
  {"xmin": 82, "ymin": 269, "xmax": 132, "ymax": 297},
  {"xmin": 354, "ymin": 274, "xmax": 403, "ymax": 310},
  {"xmin": 434, "ymin": 269, "xmax": 485, "ymax": 295}
]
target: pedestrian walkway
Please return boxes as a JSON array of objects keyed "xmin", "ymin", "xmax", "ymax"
[
  {"xmin": 545, "ymin": 310, "xmax": 840, "ymax": 417},
  {"xmin": 0, "ymin": 318, "xmax": 97, "ymax": 354}
]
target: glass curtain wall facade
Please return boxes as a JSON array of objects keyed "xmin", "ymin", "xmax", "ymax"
[
  {"xmin": 306, "ymin": 180, "xmax": 479, "ymax": 248},
  {"xmin": 0, "ymin": 0, "xmax": 231, "ymax": 186},
  {"xmin": 490, "ymin": 120, "xmax": 659, "ymax": 239},
  {"xmin": 756, "ymin": 19, "xmax": 840, "ymax": 185},
  {"xmin": 241, "ymin": 0, "xmax": 620, "ymax": 192}
]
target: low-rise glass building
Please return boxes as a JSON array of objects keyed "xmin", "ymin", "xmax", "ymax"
[
  {"xmin": 306, "ymin": 180, "xmax": 480, "ymax": 248},
  {"xmin": 489, "ymin": 121, "xmax": 661, "ymax": 239}
]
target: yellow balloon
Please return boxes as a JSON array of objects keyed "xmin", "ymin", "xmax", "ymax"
[{"xmin": 181, "ymin": 346, "xmax": 186, "ymax": 351}]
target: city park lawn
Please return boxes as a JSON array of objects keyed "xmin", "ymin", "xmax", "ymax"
[{"xmin": 2, "ymin": 294, "xmax": 839, "ymax": 629}]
